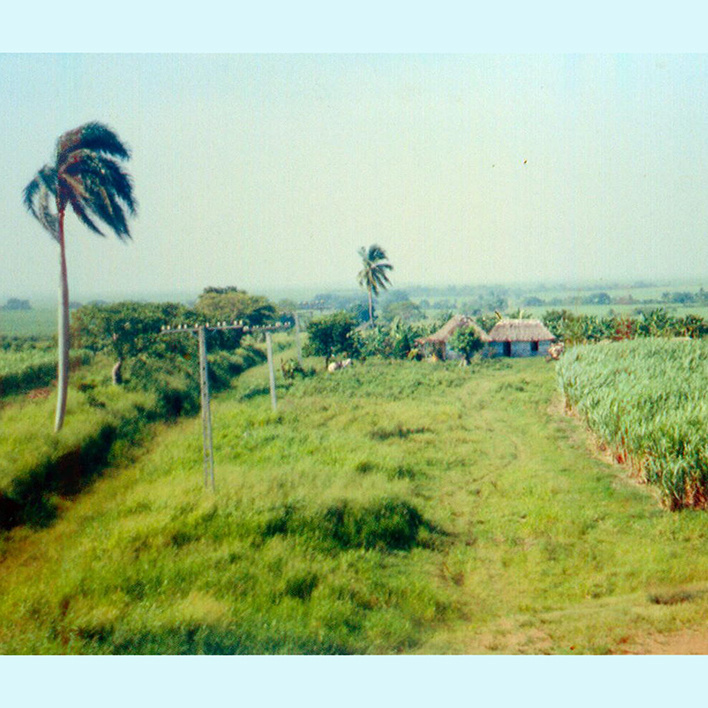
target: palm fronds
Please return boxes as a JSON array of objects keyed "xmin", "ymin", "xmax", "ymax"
[
  {"xmin": 23, "ymin": 122, "xmax": 137, "ymax": 241},
  {"xmin": 357, "ymin": 244, "xmax": 393, "ymax": 296}
]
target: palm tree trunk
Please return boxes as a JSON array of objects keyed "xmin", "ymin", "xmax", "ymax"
[
  {"xmin": 55, "ymin": 209, "xmax": 70, "ymax": 433},
  {"xmin": 368, "ymin": 286, "xmax": 374, "ymax": 328}
]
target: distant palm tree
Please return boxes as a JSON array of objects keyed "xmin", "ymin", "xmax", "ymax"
[
  {"xmin": 23, "ymin": 122, "xmax": 137, "ymax": 432},
  {"xmin": 357, "ymin": 244, "xmax": 393, "ymax": 327}
]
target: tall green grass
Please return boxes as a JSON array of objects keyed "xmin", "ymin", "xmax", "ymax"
[
  {"xmin": 557, "ymin": 338, "xmax": 708, "ymax": 509},
  {"xmin": 4, "ymin": 355, "xmax": 708, "ymax": 654},
  {"xmin": 0, "ymin": 348, "xmax": 92, "ymax": 398},
  {"xmin": 0, "ymin": 344, "xmax": 265, "ymax": 529}
]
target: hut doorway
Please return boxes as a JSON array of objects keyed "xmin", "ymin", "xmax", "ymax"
[{"xmin": 503, "ymin": 342, "xmax": 512, "ymax": 357}]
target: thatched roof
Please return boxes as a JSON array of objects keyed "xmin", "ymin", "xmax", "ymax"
[
  {"xmin": 488, "ymin": 319, "xmax": 555, "ymax": 342},
  {"xmin": 418, "ymin": 315, "xmax": 491, "ymax": 344}
]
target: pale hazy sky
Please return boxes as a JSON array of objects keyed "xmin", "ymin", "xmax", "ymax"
[{"xmin": 2, "ymin": 28, "xmax": 708, "ymax": 302}]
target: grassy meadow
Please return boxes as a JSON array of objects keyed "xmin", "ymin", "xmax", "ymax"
[
  {"xmin": 2, "ymin": 350, "xmax": 708, "ymax": 654},
  {"xmin": 0, "ymin": 306, "xmax": 56, "ymax": 337}
]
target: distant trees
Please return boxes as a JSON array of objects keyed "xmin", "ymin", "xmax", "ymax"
[
  {"xmin": 23, "ymin": 122, "xmax": 136, "ymax": 431},
  {"xmin": 195, "ymin": 287, "xmax": 276, "ymax": 327},
  {"xmin": 357, "ymin": 245, "xmax": 393, "ymax": 326},
  {"xmin": 379, "ymin": 299, "xmax": 426, "ymax": 325},
  {"xmin": 1, "ymin": 299, "xmax": 31, "ymax": 311}
]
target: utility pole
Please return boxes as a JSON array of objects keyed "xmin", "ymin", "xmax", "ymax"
[
  {"xmin": 266, "ymin": 332, "xmax": 277, "ymax": 411},
  {"xmin": 197, "ymin": 326, "xmax": 215, "ymax": 491},
  {"xmin": 160, "ymin": 320, "xmax": 290, "ymax": 490},
  {"xmin": 294, "ymin": 312, "xmax": 303, "ymax": 366}
]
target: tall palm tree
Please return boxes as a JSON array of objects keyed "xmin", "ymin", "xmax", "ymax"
[
  {"xmin": 357, "ymin": 244, "xmax": 393, "ymax": 327},
  {"xmin": 23, "ymin": 122, "xmax": 137, "ymax": 432}
]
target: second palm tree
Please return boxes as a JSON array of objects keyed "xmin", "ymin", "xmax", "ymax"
[{"xmin": 357, "ymin": 244, "xmax": 393, "ymax": 327}]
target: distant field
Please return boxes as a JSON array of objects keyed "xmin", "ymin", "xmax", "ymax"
[
  {"xmin": 521, "ymin": 304, "xmax": 708, "ymax": 319},
  {"xmin": 518, "ymin": 281, "xmax": 708, "ymax": 303},
  {"xmin": 0, "ymin": 308, "xmax": 56, "ymax": 337}
]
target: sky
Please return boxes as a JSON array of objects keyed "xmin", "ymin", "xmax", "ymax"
[{"xmin": 2, "ymin": 14, "xmax": 708, "ymax": 304}]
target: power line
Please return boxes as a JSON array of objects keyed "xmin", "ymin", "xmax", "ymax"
[{"xmin": 160, "ymin": 320, "xmax": 290, "ymax": 490}]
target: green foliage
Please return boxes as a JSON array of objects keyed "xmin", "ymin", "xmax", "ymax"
[
  {"xmin": 304, "ymin": 312, "xmax": 360, "ymax": 363},
  {"xmin": 74, "ymin": 301, "xmax": 195, "ymax": 359},
  {"xmin": 448, "ymin": 327, "xmax": 484, "ymax": 363},
  {"xmin": 357, "ymin": 245, "xmax": 394, "ymax": 324},
  {"xmin": 0, "ymin": 340, "xmax": 266, "ymax": 527},
  {"xmin": 261, "ymin": 498, "xmax": 425, "ymax": 551},
  {"xmin": 542, "ymin": 307, "xmax": 707, "ymax": 344},
  {"xmin": 23, "ymin": 122, "xmax": 138, "ymax": 431},
  {"xmin": 475, "ymin": 313, "xmax": 499, "ymax": 333},
  {"xmin": 379, "ymin": 299, "xmax": 426, "ymax": 325},
  {"xmin": 0, "ymin": 336, "xmax": 92, "ymax": 397},
  {"xmin": 557, "ymin": 339, "xmax": 708, "ymax": 509},
  {"xmin": 0, "ymin": 348, "xmax": 92, "ymax": 398},
  {"xmin": 280, "ymin": 358, "xmax": 314, "ymax": 381},
  {"xmin": 357, "ymin": 245, "xmax": 393, "ymax": 298},
  {"xmin": 23, "ymin": 122, "xmax": 136, "ymax": 241},
  {"xmin": 195, "ymin": 287, "xmax": 276, "ymax": 327},
  {"xmin": 357, "ymin": 319, "xmax": 423, "ymax": 360}
]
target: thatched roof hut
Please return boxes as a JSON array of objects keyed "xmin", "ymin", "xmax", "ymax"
[
  {"xmin": 487, "ymin": 319, "xmax": 555, "ymax": 357},
  {"xmin": 416, "ymin": 315, "xmax": 490, "ymax": 359},
  {"xmin": 488, "ymin": 319, "xmax": 555, "ymax": 343}
]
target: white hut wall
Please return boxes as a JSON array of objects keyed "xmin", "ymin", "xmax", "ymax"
[{"xmin": 509, "ymin": 341, "xmax": 553, "ymax": 357}]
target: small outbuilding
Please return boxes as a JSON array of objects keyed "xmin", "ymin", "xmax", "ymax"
[
  {"xmin": 487, "ymin": 319, "xmax": 555, "ymax": 358},
  {"xmin": 416, "ymin": 315, "xmax": 490, "ymax": 361}
]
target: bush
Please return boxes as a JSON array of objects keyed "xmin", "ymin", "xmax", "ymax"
[
  {"xmin": 280, "ymin": 358, "xmax": 314, "ymax": 381},
  {"xmin": 304, "ymin": 312, "xmax": 360, "ymax": 364},
  {"xmin": 448, "ymin": 327, "xmax": 484, "ymax": 363}
]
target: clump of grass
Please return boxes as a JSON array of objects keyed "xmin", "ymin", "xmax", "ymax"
[
  {"xmin": 354, "ymin": 460, "xmax": 377, "ymax": 474},
  {"xmin": 648, "ymin": 589, "xmax": 706, "ymax": 606},
  {"xmin": 388, "ymin": 465, "xmax": 418, "ymax": 481},
  {"xmin": 369, "ymin": 424, "xmax": 431, "ymax": 441},
  {"xmin": 284, "ymin": 571, "xmax": 319, "ymax": 600},
  {"xmin": 261, "ymin": 498, "xmax": 427, "ymax": 552}
]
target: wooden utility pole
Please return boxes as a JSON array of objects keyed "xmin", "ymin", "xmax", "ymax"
[
  {"xmin": 266, "ymin": 332, "xmax": 277, "ymax": 411},
  {"xmin": 161, "ymin": 320, "xmax": 290, "ymax": 489},
  {"xmin": 294, "ymin": 312, "xmax": 303, "ymax": 365},
  {"xmin": 197, "ymin": 326, "xmax": 215, "ymax": 490}
]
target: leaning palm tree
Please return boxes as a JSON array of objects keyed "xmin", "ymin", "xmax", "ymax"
[
  {"xmin": 23, "ymin": 122, "xmax": 137, "ymax": 432},
  {"xmin": 357, "ymin": 244, "xmax": 393, "ymax": 327}
]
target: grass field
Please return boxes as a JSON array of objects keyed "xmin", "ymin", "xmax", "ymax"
[
  {"xmin": 0, "ymin": 307, "xmax": 56, "ymax": 337},
  {"xmin": 1, "ymin": 351, "xmax": 708, "ymax": 654}
]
